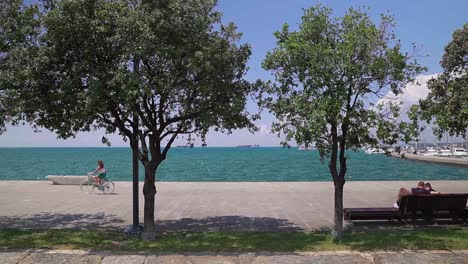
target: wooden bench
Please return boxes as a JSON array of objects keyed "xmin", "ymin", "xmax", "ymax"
[
  {"xmin": 343, "ymin": 207, "xmax": 400, "ymax": 221},
  {"xmin": 399, "ymin": 194, "xmax": 467, "ymax": 222},
  {"xmin": 344, "ymin": 193, "xmax": 468, "ymax": 223}
]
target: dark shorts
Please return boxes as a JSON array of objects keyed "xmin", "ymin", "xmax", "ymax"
[{"xmin": 97, "ymin": 173, "xmax": 106, "ymax": 179}]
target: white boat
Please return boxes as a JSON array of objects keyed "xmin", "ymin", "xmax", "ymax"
[
  {"xmin": 436, "ymin": 149, "xmax": 452, "ymax": 157},
  {"xmin": 453, "ymin": 148, "xmax": 468, "ymax": 157},
  {"xmin": 365, "ymin": 148, "xmax": 386, "ymax": 154},
  {"xmin": 423, "ymin": 148, "xmax": 439, "ymax": 156},
  {"xmin": 298, "ymin": 145, "xmax": 315, "ymax": 150},
  {"xmin": 236, "ymin": 144, "xmax": 260, "ymax": 148}
]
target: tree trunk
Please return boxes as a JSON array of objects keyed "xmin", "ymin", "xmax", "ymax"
[
  {"xmin": 328, "ymin": 120, "xmax": 349, "ymax": 240},
  {"xmin": 332, "ymin": 177, "xmax": 345, "ymax": 240},
  {"xmin": 328, "ymin": 122, "xmax": 347, "ymax": 240},
  {"xmin": 141, "ymin": 162, "xmax": 157, "ymax": 240},
  {"xmin": 132, "ymin": 141, "xmax": 139, "ymax": 230},
  {"xmin": 132, "ymin": 112, "xmax": 139, "ymax": 231}
]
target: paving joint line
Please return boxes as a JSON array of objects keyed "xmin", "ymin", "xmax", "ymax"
[{"xmin": 15, "ymin": 249, "xmax": 31, "ymax": 264}]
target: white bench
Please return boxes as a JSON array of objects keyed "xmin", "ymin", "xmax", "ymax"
[{"xmin": 46, "ymin": 175, "xmax": 87, "ymax": 185}]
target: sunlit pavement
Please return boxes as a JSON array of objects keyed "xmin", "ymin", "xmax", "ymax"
[
  {"xmin": 1, "ymin": 249, "xmax": 467, "ymax": 264},
  {"xmin": 0, "ymin": 180, "xmax": 467, "ymax": 231}
]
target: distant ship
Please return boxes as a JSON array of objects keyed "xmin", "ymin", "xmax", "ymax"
[
  {"xmin": 177, "ymin": 143, "xmax": 194, "ymax": 148},
  {"xmin": 298, "ymin": 145, "xmax": 315, "ymax": 150},
  {"xmin": 236, "ymin": 144, "xmax": 260, "ymax": 148}
]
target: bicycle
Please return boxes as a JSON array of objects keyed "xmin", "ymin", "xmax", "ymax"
[{"xmin": 80, "ymin": 173, "xmax": 115, "ymax": 194}]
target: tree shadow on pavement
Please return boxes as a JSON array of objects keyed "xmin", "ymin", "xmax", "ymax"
[
  {"xmin": 156, "ymin": 215, "xmax": 305, "ymax": 232},
  {"xmin": 0, "ymin": 213, "xmax": 305, "ymax": 232},
  {"xmin": 0, "ymin": 213, "xmax": 125, "ymax": 229}
]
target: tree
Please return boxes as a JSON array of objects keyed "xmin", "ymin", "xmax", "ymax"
[
  {"xmin": 0, "ymin": 0, "xmax": 39, "ymax": 134},
  {"xmin": 417, "ymin": 23, "xmax": 467, "ymax": 138},
  {"xmin": 260, "ymin": 6, "xmax": 423, "ymax": 239},
  {"xmin": 11, "ymin": 0, "xmax": 256, "ymax": 240}
]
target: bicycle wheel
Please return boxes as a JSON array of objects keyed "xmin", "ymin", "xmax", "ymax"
[
  {"xmin": 101, "ymin": 180, "xmax": 115, "ymax": 194},
  {"xmin": 80, "ymin": 180, "xmax": 94, "ymax": 194}
]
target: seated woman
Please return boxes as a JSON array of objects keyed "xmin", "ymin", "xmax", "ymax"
[
  {"xmin": 424, "ymin": 182, "xmax": 440, "ymax": 194},
  {"xmin": 393, "ymin": 187, "xmax": 411, "ymax": 209}
]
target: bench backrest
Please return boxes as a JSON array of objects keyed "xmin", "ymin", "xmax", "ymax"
[{"xmin": 399, "ymin": 194, "xmax": 468, "ymax": 212}]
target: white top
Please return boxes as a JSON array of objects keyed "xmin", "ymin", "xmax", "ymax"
[{"xmin": 93, "ymin": 167, "xmax": 106, "ymax": 175}]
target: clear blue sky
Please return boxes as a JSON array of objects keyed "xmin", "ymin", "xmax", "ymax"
[{"xmin": 1, "ymin": 0, "xmax": 467, "ymax": 147}]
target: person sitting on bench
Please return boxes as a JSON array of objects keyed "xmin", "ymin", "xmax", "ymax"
[
  {"xmin": 412, "ymin": 181, "xmax": 430, "ymax": 194},
  {"xmin": 394, "ymin": 187, "xmax": 411, "ymax": 209},
  {"xmin": 424, "ymin": 182, "xmax": 440, "ymax": 194}
]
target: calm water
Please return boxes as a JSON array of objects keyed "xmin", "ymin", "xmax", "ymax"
[{"xmin": 0, "ymin": 147, "xmax": 467, "ymax": 181}]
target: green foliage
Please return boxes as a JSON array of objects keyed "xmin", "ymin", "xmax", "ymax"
[
  {"xmin": 0, "ymin": 0, "xmax": 40, "ymax": 134},
  {"xmin": 1, "ymin": 228, "xmax": 467, "ymax": 252},
  {"xmin": 5, "ymin": 0, "xmax": 256, "ymax": 163},
  {"xmin": 418, "ymin": 23, "xmax": 468, "ymax": 138},
  {"xmin": 260, "ymin": 6, "xmax": 424, "ymax": 160}
]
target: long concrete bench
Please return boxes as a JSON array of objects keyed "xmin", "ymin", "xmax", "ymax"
[{"xmin": 45, "ymin": 175, "xmax": 87, "ymax": 185}]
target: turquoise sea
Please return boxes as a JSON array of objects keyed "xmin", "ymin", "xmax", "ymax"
[{"xmin": 0, "ymin": 147, "xmax": 467, "ymax": 182}]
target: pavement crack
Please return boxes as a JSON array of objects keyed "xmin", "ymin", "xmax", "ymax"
[
  {"xmin": 16, "ymin": 250, "xmax": 31, "ymax": 264},
  {"xmin": 367, "ymin": 252, "xmax": 376, "ymax": 264}
]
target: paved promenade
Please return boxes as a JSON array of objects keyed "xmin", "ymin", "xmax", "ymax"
[
  {"xmin": 1, "ymin": 249, "xmax": 467, "ymax": 264},
  {"xmin": 0, "ymin": 180, "xmax": 467, "ymax": 231}
]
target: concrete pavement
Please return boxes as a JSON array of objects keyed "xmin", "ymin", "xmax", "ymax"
[
  {"xmin": 1, "ymin": 249, "xmax": 467, "ymax": 264},
  {"xmin": 0, "ymin": 180, "xmax": 467, "ymax": 231}
]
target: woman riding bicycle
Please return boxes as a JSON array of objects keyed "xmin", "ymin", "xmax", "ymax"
[{"xmin": 90, "ymin": 160, "xmax": 107, "ymax": 186}]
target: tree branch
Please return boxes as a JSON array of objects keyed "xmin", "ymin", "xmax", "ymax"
[
  {"xmin": 161, "ymin": 125, "xmax": 183, "ymax": 159},
  {"xmin": 165, "ymin": 106, "xmax": 214, "ymax": 125},
  {"xmin": 137, "ymin": 98, "xmax": 156, "ymax": 132}
]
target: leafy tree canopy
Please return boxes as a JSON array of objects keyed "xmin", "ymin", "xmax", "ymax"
[
  {"xmin": 12, "ymin": 0, "xmax": 256, "ymax": 156},
  {"xmin": 418, "ymin": 23, "xmax": 467, "ymax": 138},
  {"xmin": 0, "ymin": 0, "xmax": 39, "ymax": 134},
  {"xmin": 261, "ymin": 6, "xmax": 424, "ymax": 158}
]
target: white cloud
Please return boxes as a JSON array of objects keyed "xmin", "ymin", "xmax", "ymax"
[
  {"xmin": 375, "ymin": 73, "xmax": 465, "ymax": 144},
  {"xmin": 376, "ymin": 73, "xmax": 437, "ymax": 113},
  {"xmin": 257, "ymin": 124, "xmax": 272, "ymax": 136}
]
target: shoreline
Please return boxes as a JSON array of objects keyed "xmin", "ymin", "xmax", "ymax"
[
  {"xmin": 389, "ymin": 152, "xmax": 468, "ymax": 167},
  {"xmin": 2, "ymin": 179, "xmax": 468, "ymax": 184}
]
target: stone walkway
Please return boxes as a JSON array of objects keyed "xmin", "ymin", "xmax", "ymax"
[
  {"xmin": 1, "ymin": 249, "xmax": 467, "ymax": 264},
  {"xmin": 1, "ymin": 180, "xmax": 467, "ymax": 231}
]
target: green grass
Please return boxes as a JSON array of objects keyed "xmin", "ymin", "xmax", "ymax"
[{"xmin": 1, "ymin": 228, "xmax": 467, "ymax": 252}]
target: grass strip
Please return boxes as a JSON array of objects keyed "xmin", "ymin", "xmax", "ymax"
[{"xmin": 0, "ymin": 227, "xmax": 467, "ymax": 252}]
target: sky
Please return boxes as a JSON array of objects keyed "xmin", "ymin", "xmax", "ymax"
[{"xmin": 1, "ymin": 0, "xmax": 467, "ymax": 147}]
